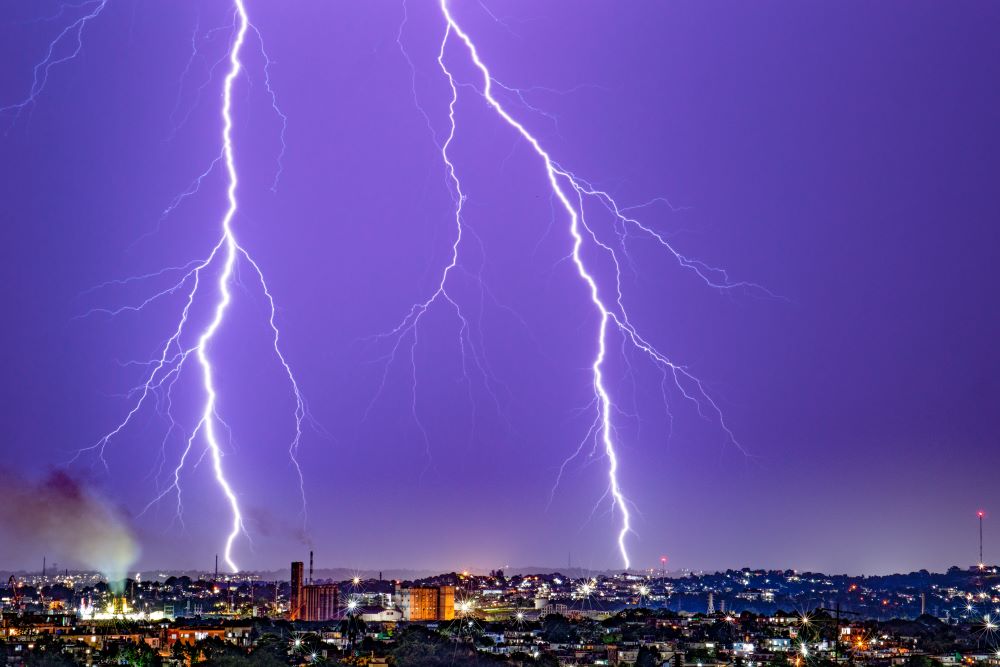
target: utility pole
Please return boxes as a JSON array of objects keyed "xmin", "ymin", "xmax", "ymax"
[
  {"xmin": 834, "ymin": 602, "xmax": 840, "ymax": 662},
  {"xmin": 820, "ymin": 602, "xmax": 860, "ymax": 663}
]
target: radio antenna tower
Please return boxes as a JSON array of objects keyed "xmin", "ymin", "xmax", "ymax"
[{"xmin": 978, "ymin": 510, "xmax": 986, "ymax": 568}]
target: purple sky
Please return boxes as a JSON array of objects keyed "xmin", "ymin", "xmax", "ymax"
[{"xmin": 1, "ymin": 1, "xmax": 998, "ymax": 576}]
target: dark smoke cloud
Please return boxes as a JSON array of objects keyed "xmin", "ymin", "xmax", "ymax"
[
  {"xmin": 244, "ymin": 504, "xmax": 314, "ymax": 549},
  {"xmin": 0, "ymin": 470, "xmax": 139, "ymax": 584}
]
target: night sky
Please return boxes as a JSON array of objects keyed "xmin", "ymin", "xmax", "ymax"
[{"xmin": 1, "ymin": 1, "xmax": 998, "ymax": 576}]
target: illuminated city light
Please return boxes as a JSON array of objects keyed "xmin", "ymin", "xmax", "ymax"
[{"xmin": 577, "ymin": 579, "xmax": 597, "ymax": 597}]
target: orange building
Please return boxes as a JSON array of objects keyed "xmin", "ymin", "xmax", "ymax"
[
  {"xmin": 400, "ymin": 585, "xmax": 454, "ymax": 621},
  {"xmin": 289, "ymin": 561, "xmax": 305, "ymax": 620},
  {"xmin": 438, "ymin": 586, "xmax": 455, "ymax": 621}
]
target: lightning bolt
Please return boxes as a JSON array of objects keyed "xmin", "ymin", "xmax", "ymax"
[
  {"xmin": 1, "ymin": 0, "xmax": 109, "ymax": 131},
  {"xmin": 368, "ymin": 20, "xmax": 470, "ymax": 462},
  {"xmin": 386, "ymin": 0, "xmax": 768, "ymax": 570},
  {"xmin": 48, "ymin": 1, "xmax": 308, "ymax": 573},
  {"xmin": 374, "ymin": 0, "xmax": 530, "ymax": 472},
  {"xmin": 9, "ymin": 0, "xmax": 760, "ymax": 574}
]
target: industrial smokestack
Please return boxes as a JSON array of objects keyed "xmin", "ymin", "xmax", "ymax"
[
  {"xmin": 42, "ymin": 556, "xmax": 46, "ymax": 577},
  {"xmin": 309, "ymin": 551, "xmax": 314, "ymax": 584},
  {"xmin": 214, "ymin": 554, "xmax": 219, "ymax": 580}
]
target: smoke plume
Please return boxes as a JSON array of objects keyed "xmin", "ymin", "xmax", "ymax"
[{"xmin": 0, "ymin": 469, "xmax": 139, "ymax": 585}]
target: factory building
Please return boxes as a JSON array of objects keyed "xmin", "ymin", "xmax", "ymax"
[
  {"xmin": 399, "ymin": 585, "xmax": 455, "ymax": 621},
  {"xmin": 301, "ymin": 584, "xmax": 339, "ymax": 621},
  {"xmin": 290, "ymin": 558, "xmax": 340, "ymax": 621}
]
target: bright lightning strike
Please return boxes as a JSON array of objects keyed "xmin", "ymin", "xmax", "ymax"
[
  {"xmin": 55, "ymin": 1, "xmax": 308, "ymax": 573},
  {"xmin": 383, "ymin": 0, "xmax": 769, "ymax": 570}
]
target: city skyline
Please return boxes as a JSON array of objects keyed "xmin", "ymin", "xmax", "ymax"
[
  {"xmin": 1, "ymin": 0, "xmax": 998, "ymax": 576},
  {"xmin": 5, "ymin": 562, "xmax": 1000, "ymax": 665}
]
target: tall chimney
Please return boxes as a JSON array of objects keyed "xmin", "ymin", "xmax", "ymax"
[
  {"xmin": 309, "ymin": 551, "xmax": 314, "ymax": 584},
  {"xmin": 214, "ymin": 554, "xmax": 219, "ymax": 580},
  {"xmin": 290, "ymin": 562, "xmax": 304, "ymax": 620}
]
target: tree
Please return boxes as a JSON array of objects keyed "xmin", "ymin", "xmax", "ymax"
[
  {"xmin": 340, "ymin": 615, "xmax": 367, "ymax": 648},
  {"xmin": 904, "ymin": 656, "xmax": 943, "ymax": 667},
  {"xmin": 107, "ymin": 641, "xmax": 163, "ymax": 666},
  {"xmin": 636, "ymin": 646, "xmax": 662, "ymax": 667},
  {"xmin": 540, "ymin": 614, "xmax": 577, "ymax": 644},
  {"xmin": 685, "ymin": 647, "xmax": 713, "ymax": 663},
  {"xmin": 172, "ymin": 639, "xmax": 189, "ymax": 664},
  {"xmin": 24, "ymin": 651, "xmax": 76, "ymax": 667},
  {"xmin": 23, "ymin": 637, "xmax": 75, "ymax": 667},
  {"xmin": 533, "ymin": 655, "xmax": 560, "ymax": 667},
  {"xmin": 204, "ymin": 649, "xmax": 286, "ymax": 667}
]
